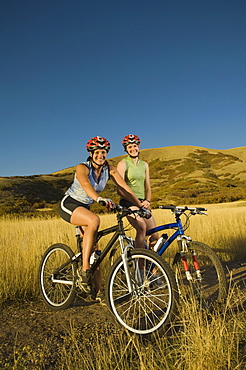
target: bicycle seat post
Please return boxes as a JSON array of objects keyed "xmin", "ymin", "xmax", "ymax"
[{"xmin": 75, "ymin": 226, "xmax": 83, "ymax": 253}]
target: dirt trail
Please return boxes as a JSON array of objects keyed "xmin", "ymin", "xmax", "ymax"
[
  {"xmin": 1, "ymin": 260, "xmax": 246, "ymax": 368},
  {"xmin": 0, "ymin": 296, "xmax": 117, "ymax": 368}
]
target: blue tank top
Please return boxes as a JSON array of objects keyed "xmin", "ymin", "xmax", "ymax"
[{"xmin": 65, "ymin": 160, "xmax": 110, "ymax": 205}]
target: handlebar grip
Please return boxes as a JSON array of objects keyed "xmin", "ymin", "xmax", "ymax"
[
  {"xmin": 115, "ymin": 204, "xmax": 123, "ymax": 212},
  {"xmin": 138, "ymin": 207, "xmax": 152, "ymax": 219}
]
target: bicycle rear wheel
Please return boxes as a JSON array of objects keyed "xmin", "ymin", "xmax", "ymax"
[
  {"xmin": 173, "ymin": 241, "xmax": 227, "ymax": 309},
  {"xmin": 106, "ymin": 249, "xmax": 178, "ymax": 335},
  {"xmin": 39, "ymin": 243, "xmax": 78, "ymax": 310}
]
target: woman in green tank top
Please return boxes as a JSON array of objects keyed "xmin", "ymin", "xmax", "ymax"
[{"xmin": 117, "ymin": 134, "xmax": 159, "ymax": 249}]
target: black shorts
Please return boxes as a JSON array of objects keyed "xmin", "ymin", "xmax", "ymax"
[
  {"xmin": 59, "ymin": 195, "xmax": 90, "ymax": 223},
  {"xmin": 119, "ymin": 198, "xmax": 144, "ymax": 208}
]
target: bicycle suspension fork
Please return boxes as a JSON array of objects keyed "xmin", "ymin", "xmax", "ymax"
[
  {"xmin": 119, "ymin": 235, "xmax": 135, "ymax": 293},
  {"xmin": 177, "ymin": 235, "xmax": 202, "ymax": 281}
]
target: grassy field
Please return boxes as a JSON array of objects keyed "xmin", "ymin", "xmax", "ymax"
[
  {"xmin": 0, "ymin": 201, "xmax": 246, "ymax": 369},
  {"xmin": 1, "ymin": 200, "xmax": 246, "ymax": 303}
]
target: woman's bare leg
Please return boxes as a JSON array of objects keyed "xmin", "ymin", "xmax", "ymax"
[
  {"xmin": 127, "ymin": 206, "xmax": 159, "ymax": 249},
  {"xmin": 70, "ymin": 207, "xmax": 100, "ymax": 271},
  {"xmin": 126, "ymin": 206, "xmax": 147, "ymax": 249},
  {"xmin": 145, "ymin": 216, "xmax": 159, "ymax": 249},
  {"xmin": 80, "ymin": 225, "xmax": 102, "ymax": 292}
]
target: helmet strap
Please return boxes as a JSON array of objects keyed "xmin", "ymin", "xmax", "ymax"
[
  {"xmin": 125, "ymin": 147, "xmax": 139, "ymax": 158},
  {"xmin": 92, "ymin": 159, "xmax": 104, "ymax": 167}
]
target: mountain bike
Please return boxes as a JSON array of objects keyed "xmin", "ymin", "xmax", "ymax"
[
  {"xmin": 146, "ymin": 205, "xmax": 228, "ymax": 309},
  {"xmin": 39, "ymin": 205, "xmax": 179, "ymax": 336}
]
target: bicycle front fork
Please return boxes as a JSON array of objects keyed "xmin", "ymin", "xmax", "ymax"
[
  {"xmin": 121, "ymin": 244, "xmax": 135, "ymax": 293},
  {"xmin": 177, "ymin": 236, "xmax": 202, "ymax": 281}
]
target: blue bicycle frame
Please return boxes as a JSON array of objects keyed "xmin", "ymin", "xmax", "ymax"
[{"xmin": 146, "ymin": 219, "xmax": 185, "ymax": 256}]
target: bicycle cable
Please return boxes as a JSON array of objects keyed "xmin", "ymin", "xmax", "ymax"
[{"xmin": 182, "ymin": 212, "xmax": 191, "ymax": 231}]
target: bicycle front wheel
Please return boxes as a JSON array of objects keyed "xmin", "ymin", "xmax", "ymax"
[
  {"xmin": 106, "ymin": 249, "xmax": 178, "ymax": 335},
  {"xmin": 39, "ymin": 243, "xmax": 78, "ymax": 310},
  {"xmin": 173, "ymin": 241, "xmax": 227, "ymax": 309}
]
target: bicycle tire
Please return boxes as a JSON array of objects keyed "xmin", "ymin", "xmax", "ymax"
[
  {"xmin": 173, "ymin": 241, "xmax": 227, "ymax": 309},
  {"xmin": 39, "ymin": 243, "xmax": 78, "ymax": 310},
  {"xmin": 105, "ymin": 248, "xmax": 178, "ymax": 335}
]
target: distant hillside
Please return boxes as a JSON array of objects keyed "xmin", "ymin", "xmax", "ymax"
[
  {"xmin": 110, "ymin": 145, "xmax": 246, "ymax": 206},
  {"xmin": 1, "ymin": 145, "xmax": 246, "ymax": 216}
]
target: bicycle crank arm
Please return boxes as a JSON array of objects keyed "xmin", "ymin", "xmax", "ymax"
[{"xmin": 51, "ymin": 277, "xmax": 73, "ymax": 285}]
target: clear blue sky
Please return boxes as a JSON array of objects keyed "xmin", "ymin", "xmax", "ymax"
[{"xmin": 1, "ymin": 0, "xmax": 246, "ymax": 177}]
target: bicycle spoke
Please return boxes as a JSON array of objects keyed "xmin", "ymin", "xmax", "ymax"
[
  {"xmin": 106, "ymin": 249, "xmax": 178, "ymax": 335},
  {"xmin": 173, "ymin": 242, "xmax": 227, "ymax": 309},
  {"xmin": 39, "ymin": 244, "xmax": 77, "ymax": 310}
]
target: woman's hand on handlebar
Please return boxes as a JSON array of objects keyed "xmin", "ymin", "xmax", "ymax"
[
  {"xmin": 96, "ymin": 197, "xmax": 116, "ymax": 211},
  {"xmin": 96, "ymin": 199, "xmax": 152, "ymax": 218}
]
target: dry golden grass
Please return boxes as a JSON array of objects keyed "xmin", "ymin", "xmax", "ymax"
[
  {"xmin": 1, "ymin": 202, "xmax": 246, "ymax": 369},
  {"xmin": 152, "ymin": 201, "xmax": 246, "ymax": 261},
  {"xmin": 59, "ymin": 292, "xmax": 245, "ymax": 370},
  {"xmin": 1, "ymin": 201, "xmax": 246, "ymax": 304}
]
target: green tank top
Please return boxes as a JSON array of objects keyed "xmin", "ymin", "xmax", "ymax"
[{"xmin": 123, "ymin": 156, "xmax": 146, "ymax": 199}]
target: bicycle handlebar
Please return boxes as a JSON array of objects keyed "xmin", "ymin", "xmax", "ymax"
[
  {"xmin": 117, "ymin": 205, "xmax": 152, "ymax": 219},
  {"xmin": 97, "ymin": 200, "xmax": 152, "ymax": 219},
  {"xmin": 159, "ymin": 205, "xmax": 207, "ymax": 215}
]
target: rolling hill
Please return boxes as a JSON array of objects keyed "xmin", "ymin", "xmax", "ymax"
[{"xmin": 1, "ymin": 145, "xmax": 246, "ymax": 216}]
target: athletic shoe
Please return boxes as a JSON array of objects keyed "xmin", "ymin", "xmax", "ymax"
[{"xmin": 77, "ymin": 269, "xmax": 92, "ymax": 294}]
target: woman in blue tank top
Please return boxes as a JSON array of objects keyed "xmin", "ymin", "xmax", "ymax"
[{"xmin": 59, "ymin": 136, "xmax": 143, "ymax": 298}]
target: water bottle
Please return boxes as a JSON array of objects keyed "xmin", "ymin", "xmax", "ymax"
[
  {"xmin": 153, "ymin": 234, "xmax": 168, "ymax": 253},
  {"xmin": 90, "ymin": 250, "xmax": 101, "ymax": 265}
]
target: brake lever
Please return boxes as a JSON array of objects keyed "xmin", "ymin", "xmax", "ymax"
[
  {"xmin": 200, "ymin": 211, "xmax": 208, "ymax": 216},
  {"xmin": 196, "ymin": 210, "xmax": 208, "ymax": 216}
]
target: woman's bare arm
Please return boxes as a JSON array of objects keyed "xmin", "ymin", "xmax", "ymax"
[{"xmin": 110, "ymin": 165, "xmax": 142, "ymax": 208}]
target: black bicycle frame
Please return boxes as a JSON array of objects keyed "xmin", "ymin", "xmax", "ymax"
[{"xmin": 88, "ymin": 213, "xmax": 130, "ymax": 273}]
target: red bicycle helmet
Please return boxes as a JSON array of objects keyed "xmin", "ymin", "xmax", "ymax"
[
  {"xmin": 86, "ymin": 136, "xmax": 111, "ymax": 152},
  {"xmin": 122, "ymin": 134, "xmax": 141, "ymax": 148}
]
